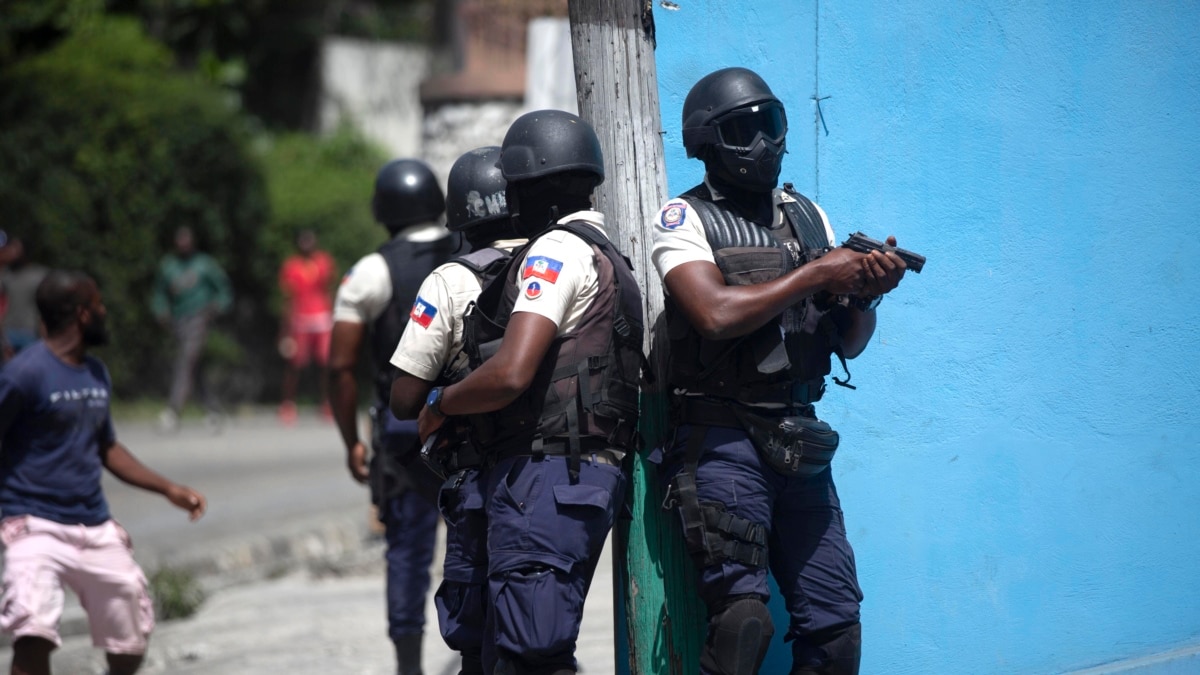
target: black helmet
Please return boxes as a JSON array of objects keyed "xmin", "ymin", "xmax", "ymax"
[
  {"xmin": 681, "ymin": 67, "xmax": 787, "ymax": 191},
  {"xmin": 445, "ymin": 147, "xmax": 508, "ymax": 233},
  {"xmin": 371, "ymin": 158, "xmax": 445, "ymax": 230},
  {"xmin": 499, "ymin": 109, "xmax": 604, "ymax": 185}
]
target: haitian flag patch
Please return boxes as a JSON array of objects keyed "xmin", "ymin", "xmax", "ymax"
[
  {"xmin": 409, "ymin": 297, "xmax": 437, "ymax": 328},
  {"xmin": 523, "ymin": 256, "xmax": 563, "ymax": 284}
]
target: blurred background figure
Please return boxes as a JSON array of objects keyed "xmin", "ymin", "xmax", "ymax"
[
  {"xmin": 151, "ymin": 226, "xmax": 233, "ymax": 433},
  {"xmin": 277, "ymin": 229, "xmax": 336, "ymax": 425},
  {"xmin": 0, "ymin": 231, "xmax": 21, "ymax": 362},
  {"xmin": 1, "ymin": 237, "xmax": 50, "ymax": 357}
]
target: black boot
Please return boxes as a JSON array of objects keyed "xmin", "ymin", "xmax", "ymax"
[{"xmin": 394, "ymin": 633, "xmax": 424, "ymax": 675}]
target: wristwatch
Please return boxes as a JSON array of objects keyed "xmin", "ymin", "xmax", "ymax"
[{"xmin": 425, "ymin": 386, "xmax": 445, "ymax": 418}]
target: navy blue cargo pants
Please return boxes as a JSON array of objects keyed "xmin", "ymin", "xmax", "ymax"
[
  {"xmin": 435, "ymin": 453, "xmax": 625, "ymax": 674},
  {"xmin": 660, "ymin": 424, "xmax": 863, "ymax": 672},
  {"xmin": 378, "ymin": 418, "xmax": 439, "ymax": 644},
  {"xmin": 434, "ymin": 466, "xmax": 489, "ymax": 674}
]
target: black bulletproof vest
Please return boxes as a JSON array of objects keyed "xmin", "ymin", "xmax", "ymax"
[
  {"xmin": 462, "ymin": 221, "xmax": 645, "ymax": 459},
  {"xmin": 372, "ymin": 233, "xmax": 458, "ymax": 404},
  {"xmin": 434, "ymin": 245, "xmax": 511, "ymax": 385},
  {"xmin": 665, "ymin": 183, "xmax": 838, "ymax": 405}
]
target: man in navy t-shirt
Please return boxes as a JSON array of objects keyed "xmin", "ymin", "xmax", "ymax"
[{"xmin": 0, "ymin": 270, "xmax": 206, "ymax": 675}]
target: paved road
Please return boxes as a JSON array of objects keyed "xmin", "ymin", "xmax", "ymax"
[
  {"xmin": 0, "ymin": 411, "xmax": 619, "ymax": 674},
  {"xmin": 101, "ymin": 413, "xmax": 371, "ymax": 572}
]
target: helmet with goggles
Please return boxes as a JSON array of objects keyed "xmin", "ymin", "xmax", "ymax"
[{"xmin": 681, "ymin": 67, "xmax": 788, "ymax": 192}]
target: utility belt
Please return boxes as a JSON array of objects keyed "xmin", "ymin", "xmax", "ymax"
[
  {"xmin": 672, "ymin": 392, "xmax": 839, "ymax": 478},
  {"xmin": 684, "ymin": 377, "xmax": 826, "ymax": 411},
  {"xmin": 423, "ymin": 435, "xmax": 621, "ymax": 482},
  {"xmin": 489, "ymin": 437, "xmax": 622, "ymax": 467}
]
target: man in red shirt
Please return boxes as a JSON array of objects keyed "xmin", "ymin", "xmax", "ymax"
[{"xmin": 278, "ymin": 229, "xmax": 336, "ymax": 424}]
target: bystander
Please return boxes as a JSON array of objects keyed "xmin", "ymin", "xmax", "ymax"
[
  {"xmin": 277, "ymin": 229, "xmax": 336, "ymax": 424},
  {"xmin": 0, "ymin": 270, "xmax": 207, "ymax": 675},
  {"xmin": 150, "ymin": 227, "xmax": 233, "ymax": 432}
]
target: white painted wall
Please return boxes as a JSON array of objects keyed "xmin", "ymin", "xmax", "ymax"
[
  {"xmin": 317, "ymin": 36, "xmax": 431, "ymax": 157},
  {"xmin": 525, "ymin": 17, "xmax": 577, "ymax": 115}
]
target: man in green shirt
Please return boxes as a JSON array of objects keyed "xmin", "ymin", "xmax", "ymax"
[{"xmin": 151, "ymin": 227, "xmax": 232, "ymax": 432}]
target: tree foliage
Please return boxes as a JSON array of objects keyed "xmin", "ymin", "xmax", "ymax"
[
  {"xmin": 0, "ymin": 7, "xmax": 412, "ymax": 401},
  {"xmin": 113, "ymin": 0, "xmax": 435, "ymax": 129},
  {"xmin": 256, "ymin": 127, "xmax": 389, "ymax": 314},
  {"xmin": 0, "ymin": 17, "xmax": 269, "ymax": 396}
]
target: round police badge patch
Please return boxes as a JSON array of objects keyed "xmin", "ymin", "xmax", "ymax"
[
  {"xmin": 524, "ymin": 280, "xmax": 543, "ymax": 300},
  {"xmin": 660, "ymin": 202, "xmax": 687, "ymax": 230}
]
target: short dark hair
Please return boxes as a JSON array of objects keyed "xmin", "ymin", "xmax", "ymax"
[{"xmin": 35, "ymin": 270, "xmax": 93, "ymax": 335}]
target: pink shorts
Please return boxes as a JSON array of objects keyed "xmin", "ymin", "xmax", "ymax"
[
  {"xmin": 286, "ymin": 316, "xmax": 332, "ymax": 368},
  {"xmin": 0, "ymin": 515, "xmax": 154, "ymax": 654}
]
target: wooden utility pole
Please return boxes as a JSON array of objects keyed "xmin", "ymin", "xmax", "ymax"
[{"xmin": 568, "ymin": 3, "xmax": 705, "ymax": 673}]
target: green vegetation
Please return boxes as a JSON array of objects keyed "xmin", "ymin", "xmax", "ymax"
[
  {"xmin": 256, "ymin": 127, "xmax": 388, "ymax": 314},
  {"xmin": 148, "ymin": 565, "xmax": 206, "ymax": 621},
  {"xmin": 0, "ymin": 4, "xmax": 411, "ymax": 401},
  {"xmin": 0, "ymin": 17, "xmax": 268, "ymax": 396}
]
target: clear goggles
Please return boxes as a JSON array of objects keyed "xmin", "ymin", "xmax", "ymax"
[{"xmin": 714, "ymin": 101, "xmax": 788, "ymax": 150}]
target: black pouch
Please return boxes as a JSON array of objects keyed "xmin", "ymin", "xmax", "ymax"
[
  {"xmin": 731, "ymin": 407, "xmax": 840, "ymax": 477},
  {"xmin": 713, "ymin": 247, "xmax": 790, "ymax": 286}
]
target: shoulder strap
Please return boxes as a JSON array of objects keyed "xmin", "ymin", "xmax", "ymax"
[
  {"xmin": 450, "ymin": 246, "xmax": 509, "ymax": 276},
  {"xmin": 779, "ymin": 184, "xmax": 834, "ymax": 252},
  {"xmin": 550, "ymin": 220, "xmax": 644, "ymax": 338}
]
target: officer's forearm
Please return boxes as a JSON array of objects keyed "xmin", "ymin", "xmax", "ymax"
[
  {"xmin": 439, "ymin": 359, "xmax": 530, "ymax": 416},
  {"xmin": 832, "ymin": 305, "xmax": 876, "ymax": 359},
  {"xmin": 328, "ymin": 321, "xmax": 365, "ymax": 448},
  {"xmin": 328, "ymin": 366, "xmax": 360, "ymax": 448},
  {"xmin": 390, "ymin": 373, "xmax": 433, "ymax": 420},
  {"xmin": 667, "ymin": 261, "xmax": 829, "ymax": 341}
]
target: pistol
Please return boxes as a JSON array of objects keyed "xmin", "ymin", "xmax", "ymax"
[{"xmin": 841, "ymin": 232, "xmax": 926, "ymax": 273}]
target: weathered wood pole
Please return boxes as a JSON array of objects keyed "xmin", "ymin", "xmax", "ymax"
[{"xmin": 567, "ymin": 3, "xmax": 705, "ymax": 673}]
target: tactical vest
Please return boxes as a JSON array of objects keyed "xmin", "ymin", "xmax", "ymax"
[
  {"xmin": 372, "ymin": 234, "xmax": 458, "ymax": 404},
  {"xmin": 665, "ymin": 183, "xmax": 838, "ymax": 406},
  {"xmin": 462, "ymin": 220, "xmax": 645, "ymax": 477},
  {"xmin": 432, "ymin": 246, "xmax": 511, "ymax": 386},
  {"xmin": 417, "ymin": 245, "xmax": 515, "ymax": 478}
]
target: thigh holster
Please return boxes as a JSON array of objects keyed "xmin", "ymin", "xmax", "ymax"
[{"xmin": 664, "ymin": 427, "xmax": 768, "ymax": 568}]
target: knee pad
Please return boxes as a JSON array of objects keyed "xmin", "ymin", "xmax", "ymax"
[
  {"xmin": 700, "ymin": 596, "xmax": 775, "ymax": 675},
  {"xmin": 791, "ymin": 622, "xmax": 862, "ymax": 675}
]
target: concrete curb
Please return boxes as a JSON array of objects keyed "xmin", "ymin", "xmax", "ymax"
[{"xmin": 147, "ymin": 513, "xmax": 381, "ymax": 591}]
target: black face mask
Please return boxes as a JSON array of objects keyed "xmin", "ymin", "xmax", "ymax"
[
  {"xmin": 506, "ymin": 183, "xmax": 560, "ymax": 239},
  {"xmin": 709, "ymin": 101, "xmax": 788, "ymax": 192},
  {"xmin": 82, "ymin": 313, "xmax": 109, "ymax": 347},
  {"xmin": 506, "ymin": 175, "xmax": 596, "ymax": 238}
]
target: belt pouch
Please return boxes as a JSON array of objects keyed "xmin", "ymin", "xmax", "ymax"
[{"xmin": 731, "ymin": 407, "xmax": 840, "ymax": 477}]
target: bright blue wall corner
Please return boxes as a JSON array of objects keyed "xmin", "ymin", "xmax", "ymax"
[{"xmin": 652, "ymin": 1, "xmax": 1200, "ymax": 673}]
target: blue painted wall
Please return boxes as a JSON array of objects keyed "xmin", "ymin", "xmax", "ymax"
[{"xmin": 652, "ymin": 1, "xmax": 1200, "ymax": 673}]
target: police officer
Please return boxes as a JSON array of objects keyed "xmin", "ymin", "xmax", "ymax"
[
  {"xmin": 329, "ymin": 158, "xmax": 457, "ymax": 675},
  {"xmin": 650, "ymin": 67, "xmax": 908, "ymax": 675},
  {"xmin": 387, "ymin": 146, "xmax": 525, "ymax": 675},
  {"xmin": 417, "ymin": 110, "xmax": 646, "ymax": 675}
]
